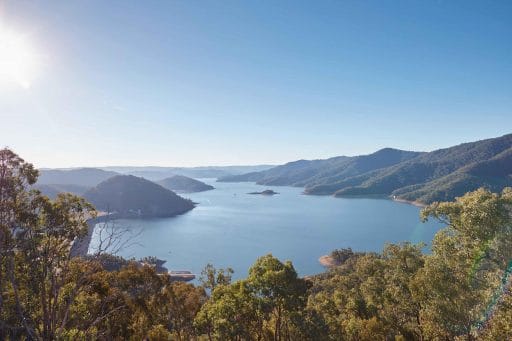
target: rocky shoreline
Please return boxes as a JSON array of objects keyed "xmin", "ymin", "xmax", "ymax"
[
  {"xmin": 318, "ymin": 255, "xmax": 337, "ymax": 267},
  {"xmin": 392, "ymin": 197, "xmax": 426, "ymax": 208}
]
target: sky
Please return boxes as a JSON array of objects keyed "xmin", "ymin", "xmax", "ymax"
[{"xmin": 0, "ymin": 0, "xmax": 511, "ymax": 168}]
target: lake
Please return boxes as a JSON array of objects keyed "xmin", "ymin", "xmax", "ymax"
[{"xmin": 89, "ymin": 179, "xmax": 442, "ymax": 280}]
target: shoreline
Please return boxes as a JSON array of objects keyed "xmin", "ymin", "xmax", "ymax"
[
  {"xmin": 70, "ymin": 214, "xmax": 112, "ymax": 258},
  {"xmin": 391, "ymin": 197, "xmax": 426, "ymax": 208},
  {"xmin": 69, "ymin": 208, "xmax": 193, "ymax": 258},
  {"xmin": 217, "ymin": 181, "xmax": 430, "ymax": 208},
  {"xmin": 71, "ymin": 216, "xmax": 197, "ymax": 282}
]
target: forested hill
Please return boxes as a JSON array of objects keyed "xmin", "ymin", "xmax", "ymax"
[
  {"xmin": 157, "ymin": 175, "xmax": 214, "ymax": 193},
  {"xmin": 219, "ymin": 134, "xmax": 512, "ymax": 204},
  {"xmin": 84, "ymin": 175, "xmax": 195, "ymax": 217},
  {"xmin": 218, "ymin": 148, "xmax": 421, "ymax": 189}
]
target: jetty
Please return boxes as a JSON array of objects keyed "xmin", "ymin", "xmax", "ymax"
[{"xmin": 169, "ymin": 271, "xmax": 196, "ymax": 282}]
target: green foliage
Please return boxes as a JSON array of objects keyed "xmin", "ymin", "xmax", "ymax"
[
  {"xmin": 308, "ymin": 244, "xmax": 425, "ymax": 340},
  {"xmin": 199, "ymin": 263, "xmax": 234, "ymax": 292},
  {"xmin": 196, "ymin": 254, "xmax": 312, "ymax": 341},
  {"xmin": 195, "ymin": 280, "xmax": 262, "ymax": 340},
  {"xmin": 479, "ymin": 293, "xmax": 512, "ymax": 340},
  {"xmin": 0, "ymin": 148, "xmax": 96, "ymax": 340},
  {"xmin": 329, "ymin": 247, "xmax": 364, "ymax": 265},
  {"xmin": 2, "ymin": 148, "xmax": 512, "ymax": 340},
  {"xmin": 413, "ymin": 188, "xmax": 512, "ymax": 339}
]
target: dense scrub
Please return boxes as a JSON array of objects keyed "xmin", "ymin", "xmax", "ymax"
[{"xmin": 1, "ymin": 148, "xmax": 511, "ymax": 340}]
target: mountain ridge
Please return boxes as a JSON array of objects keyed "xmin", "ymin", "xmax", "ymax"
[
  {"xmin": 218, "ymin": 134, "xmax": 512, "ymax": 204},
  {"xmin": 38, "ymin": 168, "xmax": 119, "ymax": 187}
]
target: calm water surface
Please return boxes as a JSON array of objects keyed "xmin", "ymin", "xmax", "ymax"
[{"xmin": 89, "ymin": 180, "xmax": 441, "ymax": 279}]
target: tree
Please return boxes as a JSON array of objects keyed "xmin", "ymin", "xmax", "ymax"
[
  {"xmin": 414, "ymin": 188, "xmax": 512, "ymax": 339},
  {"xmin": 380, "ymin": 243, "xmax": 425, "ymax": 340},
  {"xmin": 163, "ymin": 281, "xmax": 206, "ymax": 340},
  {"xmin": 329, "ymin": 248, "xmax": 355, "ymax": 265},
  {"xmin": 0, "ymin": 148, "xmax": 97, "ymax": 339},
  {"xmin": 196, "ymin": 255, "xmax": 312, "ymax": 341},
  {"xmin": 480, "ymin": 291, "xmax": 512, "ymax": 340},
  {"xmin": 3, "ymin": 148, "xmax": 512, "ymax": 340},
  {"xmin": 0, "ymin": 148, "xmax": 38, "ymax": 338},
  {"xmin": 247, "ymin": 254, "xmax": 310, "ymax": 341},
  {"xmin": 199, "ymin": 263, "xmax": 234, "ymax": 292},
  {"xmin": 196, "ymin": 279, "xmax": 265, "ymax": 340}
]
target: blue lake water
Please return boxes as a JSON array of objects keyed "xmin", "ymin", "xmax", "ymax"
[{"xmin": 89, "ymin": 179, "xmax": 441, "ymax": 279}]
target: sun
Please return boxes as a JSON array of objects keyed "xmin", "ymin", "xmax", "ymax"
[{"xmin": 0, "ymin": 24, "xmax": 39, "ymax": 89}]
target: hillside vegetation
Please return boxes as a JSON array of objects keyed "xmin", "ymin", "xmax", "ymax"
[
  {"xmin": 157, "ymin": 175, "xmax": 214, "ymax": 193},
  {"xmin": 219, "ymin": 134, "xmax": 512, "ymax": 204},
  {"xmin": 1, "ymin": 148, "xmax": 511, "ymax": 340},
  {"xmin": 84, "ymin": 175, "xmax": 195, "ymax": 217}
]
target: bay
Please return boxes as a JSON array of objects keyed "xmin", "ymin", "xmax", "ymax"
[{"xmin": 89, "ymin": 179, "xmax": 441, "ymax": 279}]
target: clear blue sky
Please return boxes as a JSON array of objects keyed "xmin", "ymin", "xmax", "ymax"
[{"xmin": 1, "ymin": 1, "xmax": 511, "ymax": 167}]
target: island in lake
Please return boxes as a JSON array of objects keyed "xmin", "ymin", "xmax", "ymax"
[{"xmin": 248, "ymin": 189, "xmax": 279, "ymax": 195}]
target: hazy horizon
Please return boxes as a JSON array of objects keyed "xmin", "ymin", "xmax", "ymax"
[
  {"xmin": 1, "ymin": 1, "xmax": 511, "ymax": 168},
  {"xmin": 31, "ymin": 132, "xmax": 510, "ymax": 169}
]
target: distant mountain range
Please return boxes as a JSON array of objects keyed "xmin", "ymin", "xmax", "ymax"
[
  {"xmin": 98, "ymin": 165, "xmax": 274, "ymax": 181},
  {"xmin": 34, "ymin": 135, "xmax": 512, "ymax": 205},
  {"xmin": 157, "ymin": 175, "xmax": 214, "ymax": 193},
  {"xmin": 37, "ymin": 168, "xmax": 119, "ymax": 187},
  {"xmin": 219, "ymin": 134, "xmax": 512, "ymax": 204},
  {"xmin": 33, "ymin": 184, "xmax": 90, "ymax": 199},
  {"xmin": 38, "ymin": 165, "xmax": 273, "ymax": 183},
  {"xmin": 35, "ymin": 164, "xmax": 270, "ymax": 199},
  {"xmin": 83, "ymin": 175, "xmax": 195, "ymax": 218}
]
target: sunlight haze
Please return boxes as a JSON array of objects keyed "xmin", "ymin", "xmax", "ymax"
[{"xmin": 1, "ymin": 1, "xmax": 511, "ymax": 167}]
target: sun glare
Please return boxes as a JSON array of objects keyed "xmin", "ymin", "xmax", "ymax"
[{"xmin": 0, "ymin": 24, "xmax": 39, "ymax": 89}]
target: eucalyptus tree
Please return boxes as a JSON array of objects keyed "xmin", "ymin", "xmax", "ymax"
[
  {"xmin": 199, "ymin": 263, "xmax": 234, "ymax": 292},
  {"xmin": 0, "ymin": 148, "xmax": 95, "ymax": 340},
  {"xmin": 247, "ymin": 254, "xmax": 310, "ymax": 341},
  {"xmin": 414, "ymin": 188, "xmax": 512, "ymax": 340}
]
